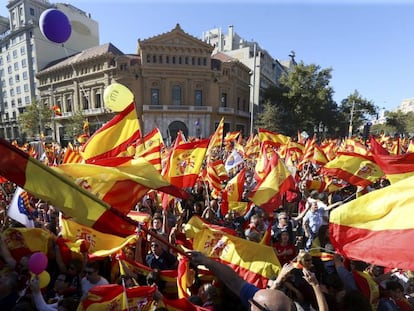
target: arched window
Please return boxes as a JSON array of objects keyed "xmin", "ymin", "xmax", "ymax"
[{"xmin": 172, "ymin": 85, "xmax": 181, "ymax": 105}]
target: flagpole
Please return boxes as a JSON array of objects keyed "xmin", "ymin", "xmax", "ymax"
[{"xmin": 250, "ymin": 42, "xmax": 257, "ymax": 136}]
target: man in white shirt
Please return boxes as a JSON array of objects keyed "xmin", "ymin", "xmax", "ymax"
[{"xmin": 81, "ymin": 262, "xmax": 108, "ymax": 301}]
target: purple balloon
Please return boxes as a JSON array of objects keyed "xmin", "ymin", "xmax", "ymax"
[
  {"xmin": 39, "ymin": 9, "xmax": 72, "ymax": 43},
  {"xmin": 28, "ymin": 252, "xmax": 48, "ymax": 275}
]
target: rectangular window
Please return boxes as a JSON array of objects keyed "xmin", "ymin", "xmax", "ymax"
[
  {"xmin": 82, "ymin": 95, "xmax": 89, "ymax": 110},
  {"xmin": 66, "ymin": 96, "xmax": 72, "ymax": 112},
  {"xmin": 172, "ymin": 85, "xmax": 181, "ymax": 105},
  {"xmin": 30, "ymin": 8, "xmax": 35, "ymax": 16},
  {"xmin": 13, "ymin": 50, "xmax": 17, "ymax": 58},
  {"xmin": 95, "ymin": 92, "xmax": 102, "ymax": 108},
  {"xmin": 151, "ymin": 88, "xmax": 159, "ymax": 105},
  {"xmin": 237, "ymin": 97, "xmax": 240, "ymax": 110},
  {"xmin": 14, "ymin": 63, "xmax": 18, "ymax": 70},
  {"xmin": 221, "ymin": 93, "xmax": 227, "ymax": 107},
  {"xmin": 25, "ymin": 96, "xmax": 30, "ymax": 104},
  {"xmin": 21, "ymin": 59, "xmax": 27, "ymax": 67},
  {"xmin": 24, "ymin": 84, "xmax": 29, "ymax": 92},
  {"xmin": 15, "ymin": 74, "xmax": 20, "ymax": 82},
  {"xmin": 194, "ymin": 90, "xmax": 202, "ymax": 106},
  {"xmin": 23, "ymin": 71, "xmax": 28, "ymax": 79},
  {"xmin": 20, "ymin": 46, "xmax": 25, "ymax": 55},
  {"xmin": 16, "ymin": 86, "xmax": 21, "ymax": 94}
]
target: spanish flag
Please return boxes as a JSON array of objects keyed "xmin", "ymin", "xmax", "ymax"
[
  {"xmin": 191, "ymin": 225, "xmax": 281, "ymax": 288},
  {"xmin": 54, "ymin": 157, "xmax": 188, "ymax": 214},
  {"xmin": 373, "ymin": 153, "xmax": 414, "ymax": 184},
  {"xmin": 60, "ymin": 217, "xmax": 136, "ymax": 259},
  {"xmin": 258, "ymin": 128, "xmax": 290, "ymax": 148},
  {"xmin": 330, "ymin": 175, "xmax": 414, "ymax": 271},
  {"xmin": 320, "ymin": 152, "xmax": 383, "ymax": 187},
  {"xmin": 369, "ymin": 135, "xmax": 389, "ymax": 155},
  {"xmin": 0, "ymin": 138, "xmax": 137, "ymax": 237},
  {"xmin": 81, "ymin": 103, "xmax": 141, "ymax": 163},
  {"xmin": 249, "ymin": 149, "xmax": 296, "ymax": 213},
  {"xmin": 78, "ymin": 284, "xmax": 155, "ymax": 311},
  {"xmin": 165, "ymin": 139, "xmax": 209, "ymax": 189}
]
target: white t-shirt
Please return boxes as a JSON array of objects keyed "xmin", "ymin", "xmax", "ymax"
[{"xmin": 81, "ymin": 276, "xmax": 109, "ymax": 296}]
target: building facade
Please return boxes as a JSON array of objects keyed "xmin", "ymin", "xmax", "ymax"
[
  {"xmin": 37, "ymin": 43, "xmax": 140, "ymax": 144},
  {"xmin": 397, "ymin": 98, "xmax": 414, "ymax": 114},
  {"xmin": 37, "ymin": 24, "xmax": 251, "ymax": 145},
  {"xmin": 0, "ymin": 0, "xmax": 99, "ymax": 141}
]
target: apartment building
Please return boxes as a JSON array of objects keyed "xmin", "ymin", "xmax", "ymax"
[{"xmin": 0, "ymin": 0, "xmax": 98, "ymax": 141}]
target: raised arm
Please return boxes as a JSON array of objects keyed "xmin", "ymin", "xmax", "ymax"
[{"xmin": 188, "ymin": 251, "xmax": 246, "ymax": 297}]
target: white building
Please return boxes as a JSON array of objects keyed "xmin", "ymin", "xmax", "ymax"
[
  {"xmin": 0, "ymin": 0, "xmax": 99, "ymax": 141},
  {"xmin": 397, "ymin": 97, "xmax": 414, "ymax": 114},
  {"xmin": 202, "ymin": 25, "xmax": 292, "ymax": 134}
]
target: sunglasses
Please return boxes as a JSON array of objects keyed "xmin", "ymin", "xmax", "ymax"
[{"xmin": 151, "ymin": 244, "xmax": 159, "ymax": 248}]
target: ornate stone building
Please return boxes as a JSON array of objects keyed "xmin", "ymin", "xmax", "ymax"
[{"xmin": 37, "ymin": 24, "xmax": 251, "ymax": 145}]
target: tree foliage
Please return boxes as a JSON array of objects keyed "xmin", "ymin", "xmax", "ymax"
[
  {"xmin": 19, "ymin": 99, "xmax": 52, "ymax": 138},
  {"xmin": 337, "ymin": 90, "xmax": 378, "ymax": 136},
  {"xmin": 64, "ymin": 111, "xmax": 87, "ymax": 142},
  {"xmin": 383, "ymin": 110, "xmax": 414, "ymax": 136},
  {"xmin": 258, "ymin": 62, "xmax": 340, "ymax": 137}
]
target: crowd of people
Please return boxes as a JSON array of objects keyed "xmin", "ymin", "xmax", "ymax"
[{"xmin": 0, "ymin": 133, "xmax": 413, "ymax": 311}]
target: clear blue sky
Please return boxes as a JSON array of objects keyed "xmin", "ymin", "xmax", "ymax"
[{"xmin": 3, "ymin": 0, "xmax": 414, "ymax": 111}]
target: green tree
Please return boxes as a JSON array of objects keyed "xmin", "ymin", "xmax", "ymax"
[
  {"xmin": 259, "ymin": 62, "xmax": 339, "ymax": 137},
  {"xmin": 385, "ymin": 110, "xmax": 414, "ymax": 136},
  {"xmin": 338, "ymin": 90, "xmax": 378, "ymax": 137},
  {"xmin": 64, "ymin": 110, "xmax": 87, "ymax": 142},
  {"xmin": 19, "ymin": 99, "xmax": 52, "ymax": 139}
]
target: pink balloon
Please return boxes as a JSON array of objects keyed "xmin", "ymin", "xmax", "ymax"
[{"xmin": 28, "ymin": 252, "xmax": 48, "ymax": 275}]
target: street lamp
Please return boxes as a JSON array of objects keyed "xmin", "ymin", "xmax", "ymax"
[{"xmin": 348, "ymin": 101, "xmax": 355, "ymax": 138}]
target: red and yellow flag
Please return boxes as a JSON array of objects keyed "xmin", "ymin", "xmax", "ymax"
[
  {"xmin": 78, "ymin": 284, "xmax": 155, "ymax": 311},
  {"xmin": 60, "ymin": 217, "xmax": 136, "ymax": 259},
  {"xmin": 329, "ymin": 175, "xmax": 414, "ymax": 271},
  {"xmin": 249, "ymin": 150, "xmax": 296, "ymax": 213},
  {"xmin": 321, "ymin": 152, "xmax": 384, "ymax": 187},
  {"xmin": 55, "ymin": 157, "xmax": 188, "ymax": 214},
  {"xmin": 81, "ymin": 103, "xmax": 141, "ymax": 163},
  {"xmin": 369, "ymin": 136, "xmax": 389, "ymax": 155},
  {"xmin": 191, "ymin": 225, "xmax": 281, "ymax": 289},
  {"xmin": 62, "ymin": 143, "xmax": 83, "ymax": 164},
  {"xmin": 258, "ymin": 128, "xmax": 290, "ymax": 148},
  {"xmin": 206, "ymin": 117, "xmax": 224, "ymax": 157},
  {"xmin": 372, "ymin": 153, "xmax": 414, "ymax": 184},
  {"xmin": 0, "ymin": 138, "xmax": 137, "ymax": 237},
  {"xmin": 165, "ymin": 139, "xmax": 209, "ymax": 188}
]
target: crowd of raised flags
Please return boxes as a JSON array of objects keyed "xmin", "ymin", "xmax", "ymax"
[{"xmin": 0, "ymin": 100, "xmax": 414, "ymax": 310}]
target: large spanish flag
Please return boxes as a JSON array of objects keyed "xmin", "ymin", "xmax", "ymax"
[
  {"xmin": 60, "ymin": 217, "xmax": 136, "ymax": 259},
  {"xmin": 330, "ymin": 175, "xmax": 414, "ymax": 270},
  {"xmin": 191, "ymin": 226, "xmax": 281, "ymax": 288},
  {"xmin": 320, "ymin": 152, "xmax": 384, "ymax": 187},
  {"xmin": 78, "ymin": 284, "xmax": 155, "ymax": 311},
  {"xmin": 165, "ymin": 139, "xmax": 209, "ymax": 188},
  {"xmin": 372, "ymin": 153, "xmax": 414, "ymax": 184},
  {"xmin": 54, "ymin": 157, "xmax": 188, "ymax": 214},
  {"xmin": 249, "ymin": 149, "xmax": 296, "ymax": 213},
  {"xmin": 81, "ymin": 103, "xmax": 141, "ymax": 163},
  {"xmin": 0, "ymin": 138, "xmax": 137, "ymax": 237}
]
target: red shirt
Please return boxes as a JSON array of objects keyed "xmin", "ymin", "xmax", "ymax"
[{"xmin": 273, "ymin": 243, "xmax": 297, "ymax": 265}]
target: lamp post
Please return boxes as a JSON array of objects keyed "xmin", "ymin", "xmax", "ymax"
[
  {"xmin": 250, "ymin": 42, "xmax": 257, "ymax": 136},
  {"xmin": 348, "ymin": 101, "xmax": 355, "ymax": 138}
]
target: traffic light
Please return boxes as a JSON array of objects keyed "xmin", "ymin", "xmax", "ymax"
[{"xmin": 363, "ymin": 122, "xmax": 372, "ymax": 141}]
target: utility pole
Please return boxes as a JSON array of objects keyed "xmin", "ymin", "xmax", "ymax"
[
  {"xmin": 250, "ymin": 42, "xmax": 257, "ymax": 136},
  {"xmin": 348, "ymin": 101, "xmax": 355, "ymax": 138}
]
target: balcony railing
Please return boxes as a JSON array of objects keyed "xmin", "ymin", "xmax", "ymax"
[{"xmin": 143, "ymin": 105, "xmax": 213, "ymax": 112}]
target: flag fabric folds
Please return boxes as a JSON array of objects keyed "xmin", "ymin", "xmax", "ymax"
[
  {"xmin": 165, "ymin": 139, "xmax": 209, "ymax": 189},
  {"xmin": 190, "ymin": 225, "xmax": 281, "ymax": 288},
  {"xmin": 60, "ymin": 217, "xmax": 136, "ymax": 259},
  {"xmin": 372, "ymin": 153, "xmax": 414, "ymax": 184},
  {"xmin": 54, "ymin": 157, "xmax": 188, "ymax": 214},
  {"xmin": 78, "ymin": 284, "xmax": 156, "ymax": 311},
  {"xmin": 7, "ymin": 186, "xmax": 35, "ymax": 228},
  {"xmin": 0, "ymin": 138, "xmax": 137, "ymax": 237},
  {"xmin": 249, "ymin": 150, "xmax": 295, "ymax": 213},
  {"xmin": 321, "ymin": 152, "xmax": 384, "ymax": 187},
  {"xmin": 81, "ymin": 103, "xmax": 141, "ymax": 163},
  {"xmin": 329, "ymin": 175, "xmax": 414, "ymax": 271}
]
